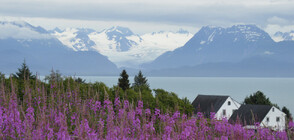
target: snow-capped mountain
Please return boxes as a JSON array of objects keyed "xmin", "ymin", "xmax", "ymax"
[
  {"xmin": 52, "ymin": 26, "xmax": 193, "ymax": 68},
  {"xmin": 1, "ymin": 20, "xmax": 294, "ymax": 76},
  {"xmin": 102, "ymin": 26, "xmax": 137, "ymax": 52},
  {"xmin": 187, "ymin": 24, "xmax": 272, "ymax": 46},
  {"xmin": 142, "ymin": 24, "xmax": 293, "ymax": 71},
  {"xmin": 51, "ymin": 28, "xmax": 95, "ymax": 51},
  {"xmin": 273, "ymin": 31, "xmax": 294, "ymax": 42},
  {"xmin": 0, "ymin": 21, "xmax": 118, "ymax": 75},
  {"xmin": 89, "ymin": 26, "xmax": 139, "ymax": 54}
]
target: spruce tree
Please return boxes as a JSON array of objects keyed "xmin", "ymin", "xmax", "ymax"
[
  {"xmin": 244, "ymin": 91, "xmax": 272, "ymax": 105},
  {"xmin": 244, "ymin": 91, "xmax": 280, "ymax": 109},
  {"xmin": 133, "ymin": 70, "xmax": 149, "ymax": 88},
  {"xmin": 14, "ymin": 60, "xmax": 35, "ymax": 80},
  {"xmin": 118, "ymin": 69, "xmax": 130, "ymax": 91}
]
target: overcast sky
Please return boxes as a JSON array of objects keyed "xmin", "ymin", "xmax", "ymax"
[{"xmin": 0, "ymin": 0, "xmax": 294, "ymax": 34}]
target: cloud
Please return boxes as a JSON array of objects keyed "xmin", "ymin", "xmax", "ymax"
[
  {"xmin": 1, "ymin": 0, "xmax": 294, "ymax": 24},
  {"xmin": 0, "ymin": 16, "xmax": 200, "ymax": 35},
  {"xmin": 0, "ymin": 23, "xmax": 52, "ymax": 39},
  {"xmin": 267, "ymin": 16, "xmax": 292, "ymax": 25},
  {"xmin": 0, "ymin": 0, "xmax": 294, "ymax": 33},
  {"xmin": 265, "ymin": 24, "xmax": 294, "ymax": 35}
]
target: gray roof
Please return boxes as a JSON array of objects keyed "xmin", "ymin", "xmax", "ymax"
[
  {"xmin": 229, "ymin": 104, "xmax": 272, "ymax": 125},
  {"xmin": 192, "ymin": 95, "xmax": 229, "ymax": 117}
]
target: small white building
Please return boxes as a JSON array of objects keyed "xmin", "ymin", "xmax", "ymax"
[
  {"xmin": 192, "ymin": 95, "xmax": 241, "ymax": 120},
  {"xmin": 229, "ymin": 104, "xmax": 286, "ymax": 131}
]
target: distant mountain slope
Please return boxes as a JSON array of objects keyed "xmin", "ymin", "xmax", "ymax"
[
  {"xmin": 52, "ymin": 26, "xmax": 193, "ymax": 68},
  {"xmin": 142, "ymin": 25, "xmax": 294, "ymax": 70},
  {"xmin": 141, "ymin": 25, "xmax": 294, "ymax": 76},
  {"xmin": 0, "ymin": 21, "xmax": 118, "ymax": 75},
  {"xmin": 147, "ymin": 56, "xmax": 294, "ymax": 77}
]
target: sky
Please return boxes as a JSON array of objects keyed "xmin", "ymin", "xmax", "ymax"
[{"xmin": 0, "ymin": 0, "xmax": 294, "ymax": 35}]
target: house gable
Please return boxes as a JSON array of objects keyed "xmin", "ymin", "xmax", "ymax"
[
  {"xmin": 261, "ymin": 106, "xmax": 286, "ymax": 131},
  {"xmin": 215, "ymin": 97, "xmax": 241, "ymax": 119},
  {"xmin": 192, "ymin": 95, "xmax": 240, "ymax": 119}
]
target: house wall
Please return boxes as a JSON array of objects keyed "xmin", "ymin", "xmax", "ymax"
[
  {"xmin": 260, "ymin": 106, "xmax": 286, "ymax": 131},
  {"xmin": 216, "ymin": 97, "xmax": 241, "ymax": 120}
]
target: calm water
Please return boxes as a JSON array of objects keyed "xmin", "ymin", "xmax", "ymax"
[{"xmin": 78, "ymin": 76, "xmax": 294, "ymax": 114}]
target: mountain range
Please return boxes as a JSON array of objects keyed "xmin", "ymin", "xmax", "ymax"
[
  {"xmin": 50, "ymin": 26, "xmax": 193, "ymax": 68},
  {"xmin": 143, "ymin": 25, "xmax": 294, "ymax": 77},
  {"xmin": 0, "ymin": 21, "xmax": 118, "ymax": 75},
  {"xmin": 0, "ymin": 21, "xmax": 294, "ymax": 77}
]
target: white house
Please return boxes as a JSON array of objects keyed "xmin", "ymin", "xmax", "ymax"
[
  {"xmin": 192, "ymin": 95, "xmax": 241, "ymax": 120},
  {"xmin": 229, "ymin": 104, "xmax": 286, "ymax": 131}
]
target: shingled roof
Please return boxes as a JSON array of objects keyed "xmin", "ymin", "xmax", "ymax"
[
  {"xmin": 229, "ymin": 104, "xmax": 272, "ymax": 125},
  {"xmin": 192, "ymin": 95, "xmax": 229, "ymax": 117}
]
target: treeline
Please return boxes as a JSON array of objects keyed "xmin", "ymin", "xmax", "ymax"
[
  {"xmin": 0, "ymin": 61, "xmax": 292, "ymax": 120},
  {"xmin": 0, "ymin": 61, "xmax": 194, "ymax": 115}
]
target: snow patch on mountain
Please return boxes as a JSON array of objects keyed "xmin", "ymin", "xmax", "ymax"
[
  {"xmin": 52, "ymin": 28, "xmax": 91, "ymax": 51},
  {"xmin": 89, "ymin": 31, "xmax": 118, "ymax": 53},
  {"xmin": 229, "ymin": 25, "xmax": 268, "ymax": 42},
  {"xmin": 198, "ymin": 25, "xmax": 270, "ymax": 45},
  {"xmin": 89, "ymin": 30, "xmax": 193, "ymax": 67},
  {"xmin": 51, "ymin": 26, "xmax": 193, "ymax": 68}
]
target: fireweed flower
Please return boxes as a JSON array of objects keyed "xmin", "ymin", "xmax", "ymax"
[
  {"xmin": 124, "ymin": 100, "xmax": 129, "ymax": 109},
  {"xmin": 136, "ymin": 100, "xmax": 143, "ymax": 116},
  {"xmin": 0, "ymin": 82, "xmax": 292, "ymax": 140},
  {"xmin": 155, "ymin": 108, "xmax": 160, "ymax": 116},
  {"xmin": 289, "ymin": 121, "xmax": 294, "ymax": 131},
  {"xmin": 172, "ymin": 111, "xmax": 180, "ymax": 120},
  {"xmin": 197, "ymin": 112, "xmax": 203, "ymax": 119},
  {"xmin": 145, "ymin": 108, "xmax": 151, "ymax": 116},
  {"xmin": 210, "ymin": 112, "xmax": 216, "ymax": 120},
  {"xmin": 114, "ymin": 97, "xmax": 121, "ymax": 108}
]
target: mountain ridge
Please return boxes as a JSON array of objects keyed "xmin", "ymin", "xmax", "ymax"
[
  {"xmin": 1, "ymin": 20, "xmax": 294, "ymax": 77},
  {"xmin": 0, "ymin": 21, "xmax": 118, "ymax": 75},
  {"xmin": 142, "ymin": 24, "xmax": 294, "ymax": 76}
]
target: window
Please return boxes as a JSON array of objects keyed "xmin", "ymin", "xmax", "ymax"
[
  {"xmin": 223, "ymin": 109, "xmax": 226, "ymax": 116},
  {"xmin": 272, "ymin": 108, "xmax": 275, "ymax": 112},
  {"xmin": 276, "ymin": 117, "xmax": 280, "ymax": 122},
  {"xmin": 228, "ymin": 101, "xmax": 231, "ymax": 106},
  {"xmin": 266, "ymin": 117, "xmax": 269, "ymax": 122}
]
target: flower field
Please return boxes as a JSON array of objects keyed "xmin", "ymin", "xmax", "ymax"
[{"xmin": 0, "ymin": 79, "xmax": 293, "ymax": 140}]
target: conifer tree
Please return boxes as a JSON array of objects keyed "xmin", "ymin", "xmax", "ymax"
[
  {"xmin": 118, "ymin": 69, "xmax": 130, "ymax": 91},
  {"xmin": 244, "ymin": 91, "xmax": 272, "ymax": 105},
  {"xmin": 13, "ymin": 60, "xmax": 35, "ymax": 80},
  {"xmin": 133, "ymin": 70, "xmax": 149, "ymax": 88},
  {"xmin": 244, "ymin": 91, "xmax": 280, "ymax": 109}
]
